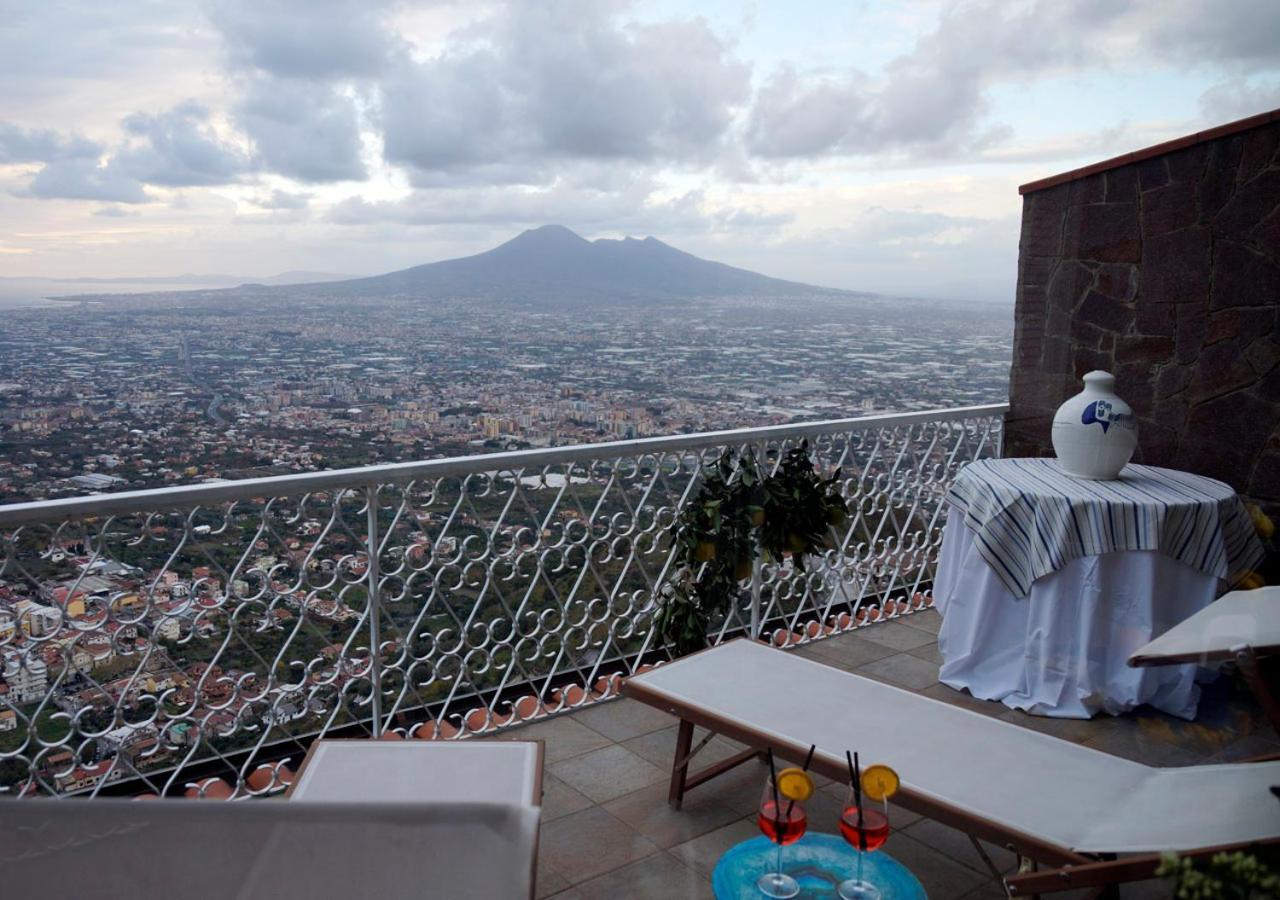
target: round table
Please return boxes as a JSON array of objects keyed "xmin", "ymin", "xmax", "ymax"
[
  {"xmin": 712, "ymin": 834, "xmax": 925, "ymax": 899},
  {"xmin": 936, "ymin": 458, "xmax": 1264, "ymax": 719}
]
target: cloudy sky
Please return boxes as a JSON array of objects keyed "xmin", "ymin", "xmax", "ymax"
[{"xmin": 2, "ymin": 0, "xmax": 1278, "ymax": 301}]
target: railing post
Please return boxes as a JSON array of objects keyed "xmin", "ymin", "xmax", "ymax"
[
  {"xmin": 750, "ymin": 556, "xmax": 762, "ymax": 640},
  {"xmin": 365, "ymin": 483, "xmax": 383, "ymax": 737}
]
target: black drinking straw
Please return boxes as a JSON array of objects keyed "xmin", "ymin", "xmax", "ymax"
[
  {"xmin": 766, "ymin": 748, "xmax": 782, "ymax": 840},
  {"xmin": 782, "ymin": 743, "xmax": 817, "ymax": 820},
  {"xmin": 853, "ymin": 751, "xmax": 866, "ymax": 852}
]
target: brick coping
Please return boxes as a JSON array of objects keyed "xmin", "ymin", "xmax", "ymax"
[{"xmin": 1018, "ymin": 107, "xmax": 1280, "ymax": 196}]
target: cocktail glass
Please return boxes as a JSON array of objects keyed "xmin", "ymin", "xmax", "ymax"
[
  {"xmin": 837, "ymin": 787, "xmax": 889, "ymax": 900},
  {"xmin": 756, "ymin": 776, "xmax": 806, "ymax": 898}
]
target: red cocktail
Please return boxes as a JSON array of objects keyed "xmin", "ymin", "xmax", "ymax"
[
  {"xmin": 839, "ymin": 805, "xmax": 889, "ymax": 852},
  {"xmin": 758, "ymin": 799, "xmax": 808, "ymax": 846}
]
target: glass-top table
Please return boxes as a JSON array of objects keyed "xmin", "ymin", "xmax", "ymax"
[{"xmin": 712, "ymin": 833, "xmax": 926, "ymax": 899}]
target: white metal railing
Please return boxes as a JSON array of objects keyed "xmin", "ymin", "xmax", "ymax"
[{"xmin": 0, "ymin": 404, "xmax": 1005, "ymax": 797}]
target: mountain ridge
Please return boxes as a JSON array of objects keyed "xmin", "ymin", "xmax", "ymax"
[{"xmin": 274, "ymin": 224, "xmax": 864, "ymax": 304}]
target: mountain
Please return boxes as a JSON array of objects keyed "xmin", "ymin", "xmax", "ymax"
[{"xmin": 273, "ymin": 225, "xmax": 862, "ymax": 305}]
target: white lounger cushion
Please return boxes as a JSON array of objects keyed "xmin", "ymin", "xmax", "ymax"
[
  {"xmin": 630, "ymin": 639, "xmax": 1280, "ymax": 854},
  {"xmin": 0, "ymin": 799, "xmax": 540, "ymax": 899},
  {"xmin": 1130, "ymin": 586, "xmax": 1280, "ymax": 665},
  {"xmin": 289, "ymin": 740, "xmax": 542, "ymax": 805}
]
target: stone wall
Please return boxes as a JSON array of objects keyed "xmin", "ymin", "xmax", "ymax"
[{"xmin": 1006, "ymin": 111, "xmax": 1280, "ymax": 513}]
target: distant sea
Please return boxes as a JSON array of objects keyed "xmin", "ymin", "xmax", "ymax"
[{"xmin": 0, "ymin": 277, "xmax": 221, "ymax": 309}]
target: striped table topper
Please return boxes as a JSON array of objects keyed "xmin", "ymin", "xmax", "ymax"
[{"xmin": 946, "ymin": 458, "xmax": 1265, "ymax": 598}]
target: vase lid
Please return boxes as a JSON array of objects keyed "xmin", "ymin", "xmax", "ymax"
[{"xmin": 1082, "ymin": 370, "xmax": 1115, "ymax": 388}]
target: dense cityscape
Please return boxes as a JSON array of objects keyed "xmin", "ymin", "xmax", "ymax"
[
  {"xmin": 0, "ymin": 289, "xmax": 1011, "ymax": 503},
  {"xmin": 0, "ymin": 285, "xmax": 1010, "ymax": 795}
]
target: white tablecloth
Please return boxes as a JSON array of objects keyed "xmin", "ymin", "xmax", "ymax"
[{"xmin": 935, "ymin": 507, "xmax": 1220, "ymax": 719}]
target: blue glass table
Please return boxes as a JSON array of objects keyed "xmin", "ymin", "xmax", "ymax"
[{"xmin": 712, "ymin": 834, "xmax": 926, "ymax": 899}]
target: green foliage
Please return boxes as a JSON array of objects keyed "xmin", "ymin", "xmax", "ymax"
[
  {"xmin": 759, "ymin": 440, "xmax": 849, "ymax": 573},
  {"xmin": 655, "ymin": 443, "xmax": 850, "ymax": 657},
  {"xmin": 1157, "ymin": 850, "xmax": 1280, "ymax": 899},
  {"xmin": 655, "ymin": 449, "xmax": 760, "ymax": 657}
]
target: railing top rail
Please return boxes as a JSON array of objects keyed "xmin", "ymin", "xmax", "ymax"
[{"xmin": 0, "ymin": 403, "xmax": 1007, "ymax": 526}]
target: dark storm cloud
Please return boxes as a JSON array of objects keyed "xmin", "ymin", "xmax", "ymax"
[
  {"xmin": 117, "ymin": 102, "xmax": 254, "ymax": 187},
  {"xmin": 0, "ymin": 123, "xmax": 100, "ymax": 163},
  {"xmin": 379, "ymin": 2, "xmax": 750, "ymax": 180},
  {"xmin": 233, "ymin": 79, "xmax": 368, "ymax": 183}
]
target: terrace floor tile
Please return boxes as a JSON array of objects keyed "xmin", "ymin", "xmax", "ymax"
[
  {"xmin": 500, "ymin": 714, "xmax": 614, "ymax": 763},
  {"xmin": 540, "ymin": 773, "xmax": 595, "ymax": 822},
  {"xmin": 850, "ymin": 619, "xmax": 938, "ymax": 651},
  {"xmin": 568, "ymin": 852, "xmax": 714, "ymax": 900},
  {"xmin": 549, "ymin": 743, "xmax": 668, "ymax": 804},
  {"xmin": 603, "ymin": 781, "xmax": 745, "ymax": 849},
  {"xmin": 796, "ymin": 633, "xmax": 899, "ymax": 671},
  {"xmin": 855, "ymin": 651, "xmax": 941, "ymax": 691},
  {"xmin": 899, "ymin": 608, "xmax": 943, "ymax": 634},
  {"xmin": 669, "ymin": 818, "xmax": 762, "ymax": 876},
  {"xmin": 538, "ymin": 805, "xmax": 662, "ymax": 884},
  {"xmin": 568, "ymin": 697, "xmax": 677, "ymax": 743}
]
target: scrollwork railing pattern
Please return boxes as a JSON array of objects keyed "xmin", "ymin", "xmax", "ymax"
[{"xmin": 0, "ymin": 405, "xmax": 1003, "ymax": 797}]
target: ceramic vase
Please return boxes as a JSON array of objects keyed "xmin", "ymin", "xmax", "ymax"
[{"xmin": 1050, "ymin": 370, "xmax": 1138, "ymax": 479}]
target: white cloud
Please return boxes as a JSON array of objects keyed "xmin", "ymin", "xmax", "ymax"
[
  {"xmin": 379, "ymin": 2, "xmax": 751, "ymax": 181},
  {"xmin": 25, "ymin": 158, "xmax": 150, "ymax": 204},
  {"xmin": 117, "ymin": 102, "xmax": 254, "ymax": 187}
]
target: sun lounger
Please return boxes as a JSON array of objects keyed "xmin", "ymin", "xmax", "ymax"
[
  {"xmin": 623, "ymin": 638, "xmax": 1280, "ymax": 888},
  {"xmin": 0, "ymin": 798, "xmax": 541, "ymax": 899},
  {"xmin": 1129, "ymin": 586, "xmax": 1280, "ymax": 732},
  {"xmin": 287, "ymin": 738, "xmax": 544, "ymax": 805}
]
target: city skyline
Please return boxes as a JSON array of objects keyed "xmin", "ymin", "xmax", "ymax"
[{"xmin": 3, "ymin": 1, "xmax": 1278, "ymax": 302}]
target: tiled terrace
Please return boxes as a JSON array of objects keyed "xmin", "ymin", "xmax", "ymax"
[{"xmin": 500, "ymin": 610, "xmax": 1278, "ymax": 899}]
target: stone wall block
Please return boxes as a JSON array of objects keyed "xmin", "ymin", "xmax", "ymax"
[
  {"xmin": 1078, "ymin": 289, "xmax": 1134, "ymax": 332},
  {"xmin": 1155, "ymin": 364, "xmax": 1192, "ymax": 399},
  {"xmin": 1186, "ymin": 389, "xmax": 1273, "ymax": 469},
  {"xmin": 1238, "ymin": 127, "xmax": 1277, "ymax": 183},
  {"xmin": 1093, "ymin": 263, "xmax": 1138, "ymax": 301},
  {"xmin": 1117, "ymin": 334, "xmax": 1175, "ymax": 362},
  {"xmin": 1021, "ymin": 190, "xmax": 1068, "ymax": 256},
  {"xmin": 1214, "ymin": 169, "xmax": 1280, "ymax": 236},
  {"xmin": 1175, "ymin": 301, "xmax": 1209, "ymax": 365},
  {"xmin": 1065, "ymin": 202, "xmax": 1142, "ymax": 263},
  {"xmin": 1211, "ymin": 240, "xmax": 1280, "ymax": 309},
  {"xmin": 1165, "ymin": 143, "xmax": 1207, "ymax": 182},
  {"xmin": 1046, "ymin": 259, "xmax": 1094, "ymax": 311},
  {"xmin": 1244, "ymin": 337, "xmax": 1280, "ymax": 377},
  {"xmin": 1250, "ymin": 449, "xmax": 1280, "ymax": 503},
  {"xmin": 1138, "ymin": 423, "xmax": 1178, "ymax": 465},
  {"xmin": 1139, "ymin": 227, "xmax": 1211, "ymax": 305},
  {"xmin": 1135, "ymin": 298, "xmax": 1176, "ymax": 336},
  {"xmin": 1186, "ymin": 341, "xmax": 1258, "ymax": 404},
  {"xmin": 1199, "ymin": 157, "xmax": 1238, "ymax": 218},
  {"xmin": 1106, "ymin": 166, "xmax": 1139, "ymax": 202},
  {"xmin": 1137, "ymin": 156, "xmax": 1170, "ymax": 191},
  {"xmin": 1072, "ymin": 346, "xmax": 1113, "ymax": 379},
  {"xmin": 1067, "ymin": 174, "xmax": 1106, "ymax": 206},
  {"xmin": 1141, "ymin": 183, "xmax": 1199, "ymax": 236}
]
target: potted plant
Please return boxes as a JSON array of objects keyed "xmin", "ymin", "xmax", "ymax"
[
  {"xmin": 654, "ymin": 443, "xmax": 850, "ymax": 657},
  {"xmin": 655, "ymin": 449, "xmax": 760, "ymax": 657},
  {"xmin": 759, "ymin": 441, "xmax": 849, "ymax": 573}
]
